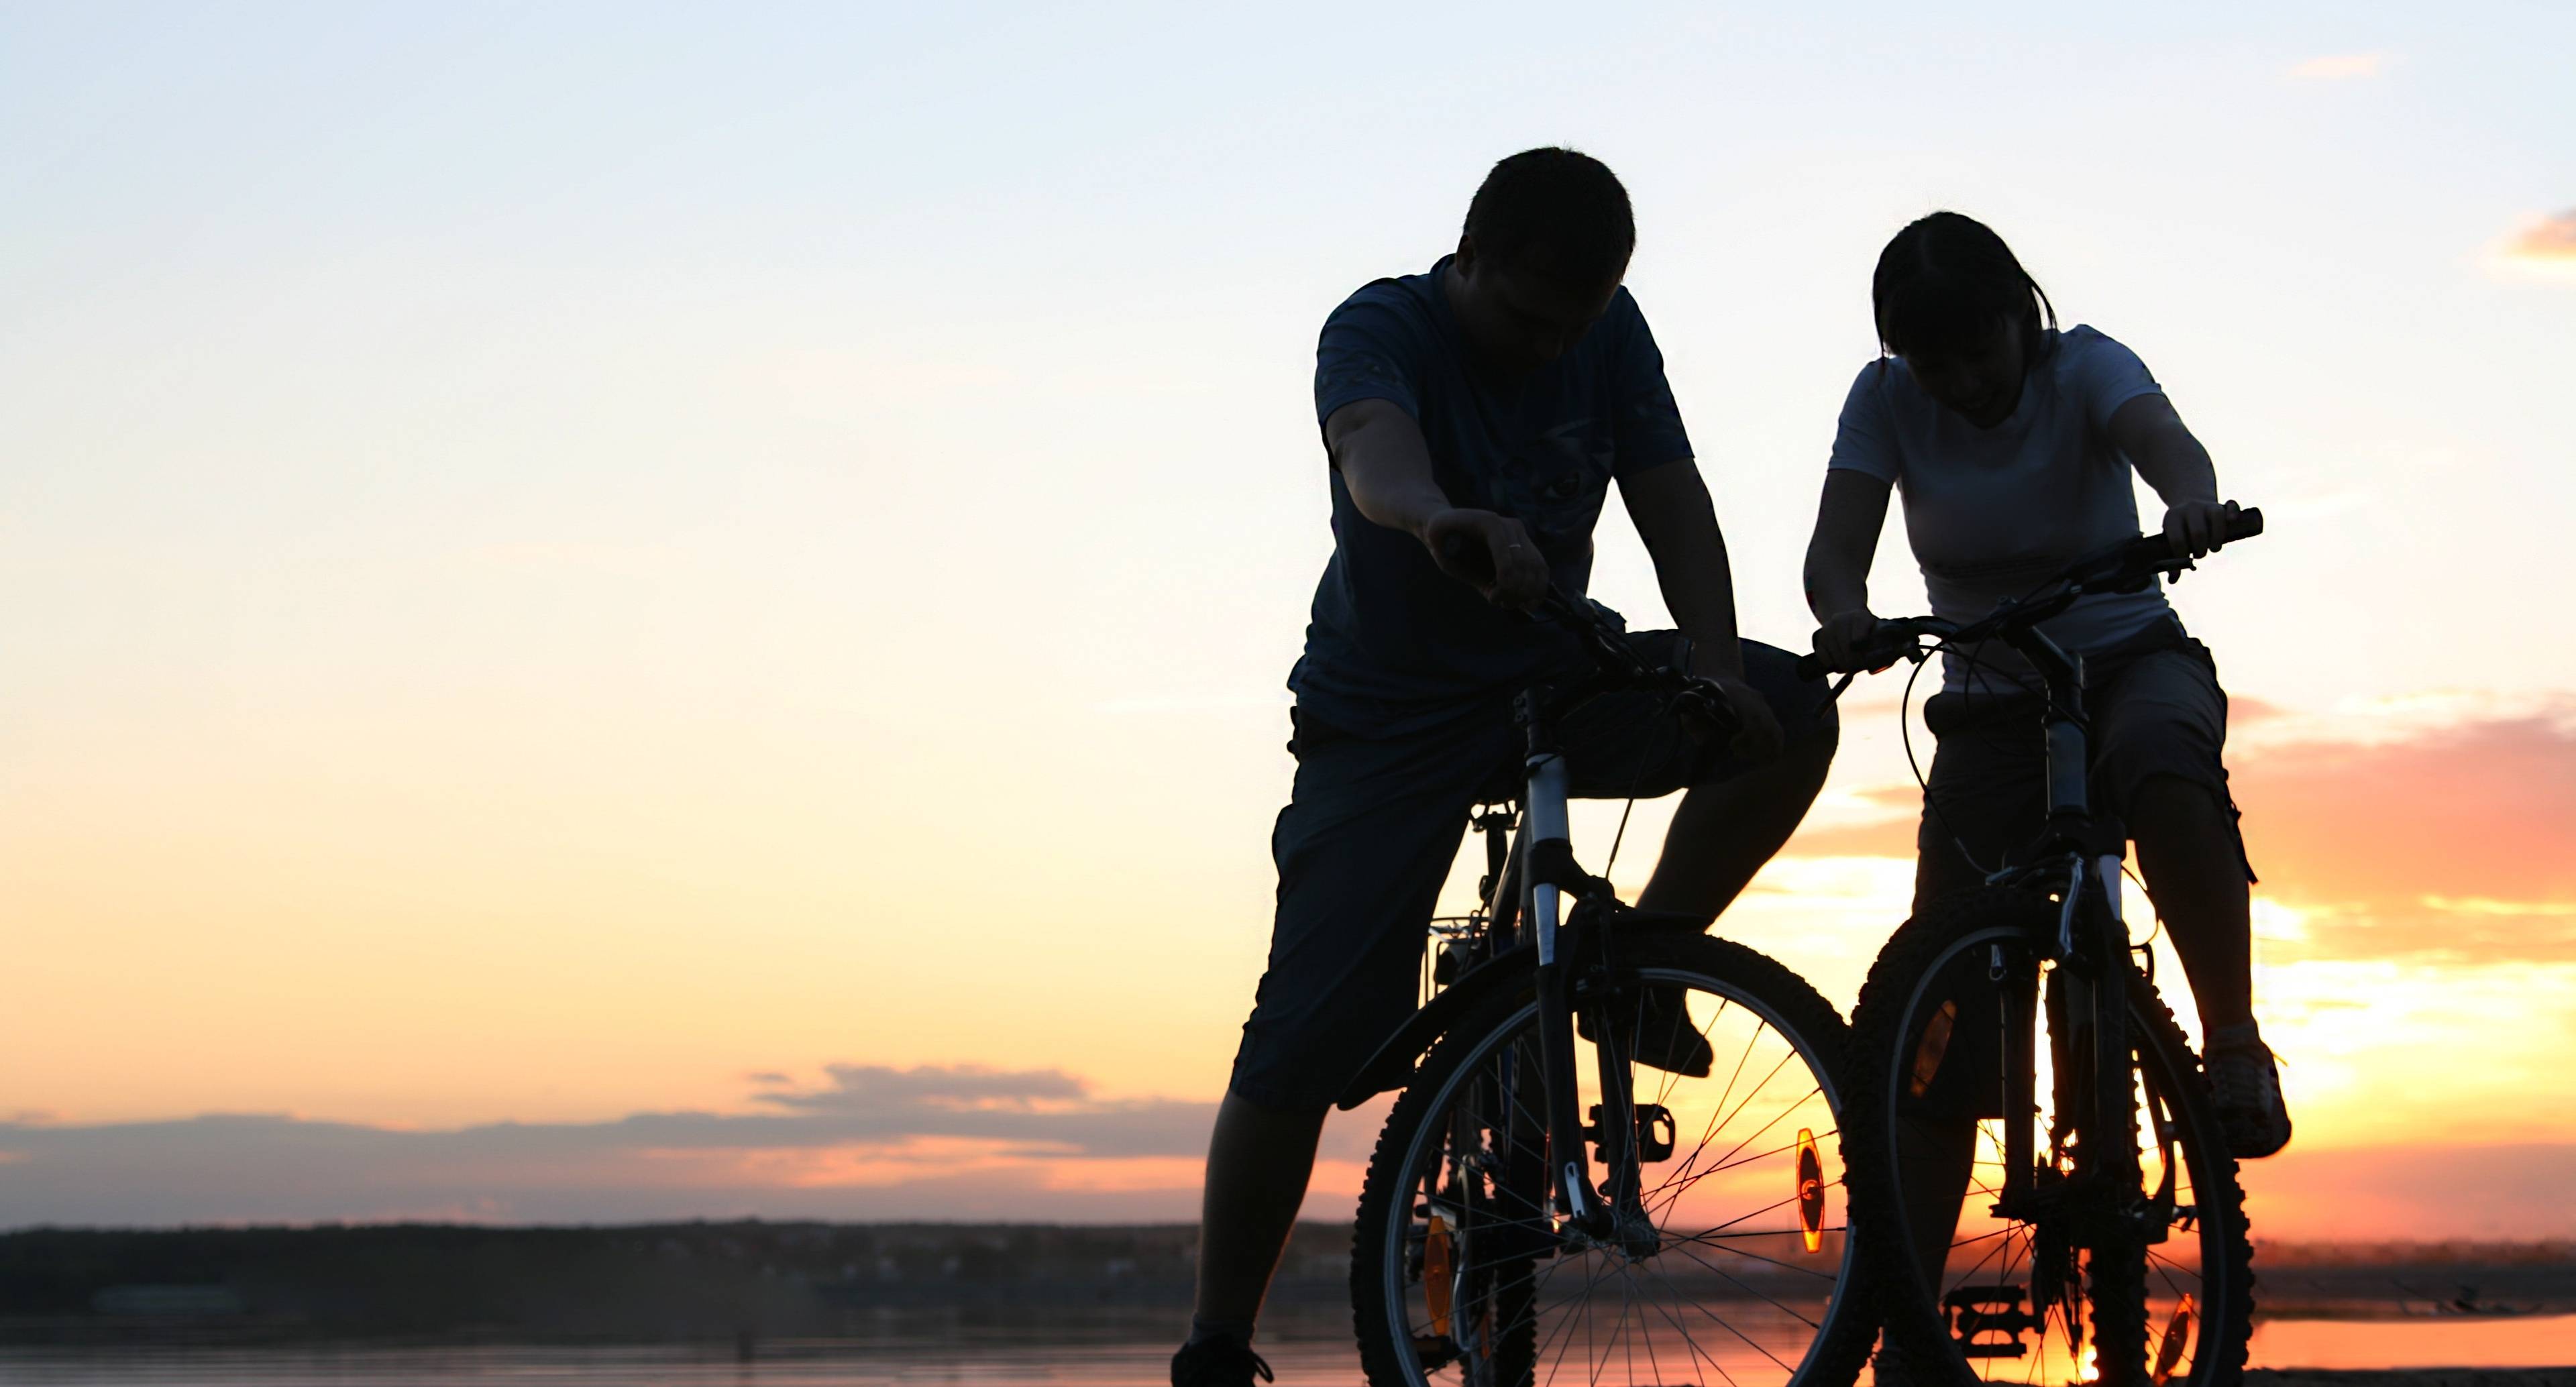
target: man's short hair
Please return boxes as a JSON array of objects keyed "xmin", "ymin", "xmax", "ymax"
[{"xmin": 1462, "ymin": 148, "xmax": 1635, "ymax": 286}]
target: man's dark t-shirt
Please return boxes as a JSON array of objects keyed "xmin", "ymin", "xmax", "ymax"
[{"xmin": 1293, "ymin": 256, "xmax": 1695, "ymax": 737}]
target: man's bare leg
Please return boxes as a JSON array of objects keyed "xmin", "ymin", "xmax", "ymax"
[
  {"xmin": 1638, "ymin": 728, "xmax": 1835, "ymax": 917},
  {"xmin": 1189, "ymin": 1091, "xmax": 1330, "ymax": 1340}
]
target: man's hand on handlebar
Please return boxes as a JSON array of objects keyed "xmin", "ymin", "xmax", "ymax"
[
  {"xmin": 2163, "ymin": 498, "xmax": 2247, "ymax": 560},
  {"xmin": 1686, "ymin": 673, "xmax": 1784, "ymax": 762},
  {"xmin": 1426, "ymin": 508, "xmax": 1549, "ymax": 608}
]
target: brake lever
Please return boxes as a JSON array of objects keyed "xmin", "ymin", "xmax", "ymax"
[{"xmin": 1667, "ymin": 673, "xmax": 1743, "ymax": 733}]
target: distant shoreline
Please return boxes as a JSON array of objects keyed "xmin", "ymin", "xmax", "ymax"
[{"xmin": 3, "ymin": 1221, "xmax": 2569, "ymax": 1349}]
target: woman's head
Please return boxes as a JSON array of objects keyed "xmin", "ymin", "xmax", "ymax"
[{"xmin": 1872, "ymin": 211, "xmax": 2057, "ymax": 427}]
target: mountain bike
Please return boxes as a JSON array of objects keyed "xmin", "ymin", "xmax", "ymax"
[
  {"xmin": 1340, "ymin": 587, "xmax": 1874, "ymax": 1387},
  {"xmin": 1799, "ymin": 510, "xmax": 2265, "ymax": 1386}
]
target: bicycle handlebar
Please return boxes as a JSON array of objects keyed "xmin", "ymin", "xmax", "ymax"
[
  {"xmin": 1792, "ymin": 506, "xmax": 2264, "ymax": 681},
  {"xmin": 2066, "ymin": 506, "xmax": 2263, "ymax": 594},
  {"xmin": 1437, "ymin": 533, "xmax": 1737, "ymax": 726}
]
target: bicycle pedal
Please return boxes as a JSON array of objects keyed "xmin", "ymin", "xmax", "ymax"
[
  {"xmin": 1582, "ymin": 1103, "xmax": 1676, "ymax": 1163},
  {"xmin": 1944, "ymin": 1284, "xmax": 2037, "ymax": 1359}
]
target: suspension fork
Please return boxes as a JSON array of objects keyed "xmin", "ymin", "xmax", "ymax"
[
  {"xmin": 1589, "ymin": 972, "xmax": 1657, "ymax": 1254},
  {"xmin": 1995, "ymin": 936, "xmax": 2040, "ymax": 1216},
  {"xmin": 1522, "ymin": 744, "xmax": 1603, "ymax": 1236},
  {"xmin": 2084, "ymin": 858, "xmax": 2137, "ymax": 1239}
]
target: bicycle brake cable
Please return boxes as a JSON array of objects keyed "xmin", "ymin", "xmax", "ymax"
[
  {"xmin": 1599, "ymin": 689, "xmax": 1679, "ymax": 887},
  {"xmin": 1897, "ymin": 644, "xmax": 1996, "ymax": 883},
  {"xmin": 2121, "ymin": 859, "xmax": 2165, "ymax": 950},
  {"xmin": 1903, "ymin": 636, "xmax": 2049, "ymax": 887}
]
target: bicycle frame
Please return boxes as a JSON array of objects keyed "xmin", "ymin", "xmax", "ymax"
[
  {"xmin": 1383, "ymin": 587, "xmax": 1768, "ymax": 1270},
  {"xmin": 1410, "ymin": 666, "xmax": 1662, "ymax": 1260},
  {"xmin": 1813, "ymin": 512, "xmax": 2264, "ymax": 1378}
]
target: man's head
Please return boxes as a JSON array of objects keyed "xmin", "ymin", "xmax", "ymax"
[{"xmin": 1446, "ymin": 148, "xmax": 1635, "ymax": 378}]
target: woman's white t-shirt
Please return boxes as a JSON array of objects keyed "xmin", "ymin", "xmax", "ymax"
[{"xmin": 1827, "ymin": 325, "xmax": 2176, "ymax": 692}]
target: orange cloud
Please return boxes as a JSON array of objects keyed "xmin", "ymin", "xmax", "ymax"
[
  {"xmin": 1782, "ymin": 805, "xmax": 1913, "ymax": 859},
  {"xmin": 0, "ymin": 1066, "xmax": 1226, "ymax": 1225},
  {"xmin": 2239, "ymin": 1142, "xmax": 2576, "ymax": 1242},
  {"xmin": 2241, "ymin": 712, "xmax": 2576, "ymax": 916},
  {"xmin": 2505, "ymin": 211, "xmax": 2576, "ymax": 263},
  {"xmin": 2496, "ymin": 210, "xmax": 2576, "ymax": 284},
  {"xmin": 1788, "ymin": 707, "xmax": 2576, "ymax": 960}
]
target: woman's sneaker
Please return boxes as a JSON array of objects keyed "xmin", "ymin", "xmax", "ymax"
[
  {"xmin": 1171, "ymin": 1337, "xmax": 1273, "ymax": 1387},
  {"xmin": 2204, "ymin": 1023, "xmax": 2292, "ymax": 1159}
]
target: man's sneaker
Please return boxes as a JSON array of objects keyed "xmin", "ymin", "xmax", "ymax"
[
  {"xmin": 1171, "ymin": 1337, "xmax": 1273, "ymax": 1387},
  {"xmin": 1578, "ymin": 985, "xmax": 1714, "ymax": 1078},
  {"xmin": 2204, "ymin": 1023, "xmax": 2292, "ymax": 1160}
]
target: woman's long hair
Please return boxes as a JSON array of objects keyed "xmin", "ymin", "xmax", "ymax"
[{"xmin": 1871, "ymin": 211, "xmax": 2057, "ymax": 362}]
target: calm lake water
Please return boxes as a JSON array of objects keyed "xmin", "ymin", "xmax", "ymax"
[{"xmin": 1, "ymin": 1313, "xmax": 2567, "ymax": 1383}]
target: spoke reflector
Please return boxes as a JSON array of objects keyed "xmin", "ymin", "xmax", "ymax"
[
  {"xmin": 1423, "ymin": 1213, "xmax": 1452, "ymax": 1336},
  {"xmin": 1910, "ymin": 997, "xmax": 1959, "ymax": 1097},
  {"xmin": 2152, "ymin": 1292, "xmax": 2196, "ymax": 1384},
  {"xmin": 1796, "ymin": 1127, "xmax": 1825, "ymax": 1253}
]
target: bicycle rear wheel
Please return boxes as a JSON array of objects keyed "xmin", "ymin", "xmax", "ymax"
[
  {"xmin": 1352, "ymin": 932, "xmax": 1871, "ymax": 1387},
  {"xmin": 1843, "ymin": 888, "xmax": 2253, "ymax": 1387}
]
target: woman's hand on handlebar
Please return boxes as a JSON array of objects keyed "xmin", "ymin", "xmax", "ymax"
[
  {"xmin": 1426, "ymin": 508, "xmax": 1550, "ymax": 608},
  {"xmin": 2162, "ymin": 498, "xmax": 2246, "ymax": 560},
  {"xmin": 1810, "ymin": 608, "xmax": 1896, "ymax": 674}
]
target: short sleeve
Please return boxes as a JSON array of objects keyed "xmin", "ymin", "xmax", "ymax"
[
  {"xmin": 1825, "ymin": 362, "xmax": 1902, "ymax": 484},
  {"xmin": 1609, "ymin": 294, "xmax": 1695, "ymax": 478},
  {"xmin": 1314, "ymin": 289, "xmax": 1424, "ymax": 430},
  {"xmin": 2063, "ymin": 328, "xmax": 2163, "ymax": 434}
]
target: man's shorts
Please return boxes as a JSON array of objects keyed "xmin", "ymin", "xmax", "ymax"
[
  {"xmin": 1911, "ymin": 622, "xmax": 2253, "ymax": 915},
  {"xmin": 1228, "ymin": 636, "xmax": 1837, "ymax": 1112}
]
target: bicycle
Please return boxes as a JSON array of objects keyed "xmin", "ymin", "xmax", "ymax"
[
  {"xmin": 1799, "ymin": 509, "xmax": 2266, "ymax": 1386},
  {"xmin": 1338, "ymin": 582, "xmax": 1875, "ymax": 1387}
]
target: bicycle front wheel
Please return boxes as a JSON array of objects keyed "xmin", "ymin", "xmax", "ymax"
[
  {"xmin": 1842, "ymin": 888, "xmax": 2253, "ymax": 1387},
  {"xmin": 1352, "ymin": 932, "xmax": 1871, "ymax": 1387}
]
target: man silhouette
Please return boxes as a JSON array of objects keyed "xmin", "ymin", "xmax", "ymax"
[{"xmin": 1173, "ymin": 148, "xmax": 1839, "ymax": 1386}]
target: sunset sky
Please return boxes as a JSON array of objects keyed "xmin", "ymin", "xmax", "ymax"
[{"xmin": 5, "ymin": 3, "xmax": 2573, "ymax": 1239}]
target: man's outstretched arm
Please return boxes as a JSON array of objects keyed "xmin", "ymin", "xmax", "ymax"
[
  {"xmin": 1324, "ymin": 398, "xmax": 1548, "ymax": 606},
  {"xmin": 1619, "ymin": 458, "xmax": 1782, "ymax": 755}
]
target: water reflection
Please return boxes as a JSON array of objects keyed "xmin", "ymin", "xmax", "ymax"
[{"xmin": 2, "ymin": 1310, "xmax": 2567, "ymax": 1384}]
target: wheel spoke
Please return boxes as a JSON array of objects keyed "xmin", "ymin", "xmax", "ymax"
[
  {"xmin": 1661, "ymin": 1226, "xmax": 1845, "ymax": 1284},
  {"xmin": 1661, "ymin": 1239, "xmax": 1825, "ymax": 1329},
  {"xmin": 1639, "ymin": 1252, "xmax": 1801, "ymax": 1375},
  {"xmin": 1368, "ymin": 968, "xmax": 1854, "ymax": 1386}
]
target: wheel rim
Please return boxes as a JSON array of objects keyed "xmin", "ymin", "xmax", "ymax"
[
  {"xmin": 1377, "ymin": 964, "xmax": 1857, "ymax": 1387},
  {"xmin": 1880, "ymin": 928, "xmax": 2241, "ymax": 1386}
]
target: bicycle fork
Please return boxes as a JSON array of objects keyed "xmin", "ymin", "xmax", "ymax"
[
  {"xmin": 1522, "ymin": 748, "xmax": 1603, "ymax": 1239},
  {"xmin": 1992, "ymin": 855, "xmax": 2134, "ymax": 1219}
]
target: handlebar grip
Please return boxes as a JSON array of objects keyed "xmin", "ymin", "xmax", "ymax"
[
  {"xmin": 2104, "ymin": 504, "xmax": 2267, "ymax": 583},
  {"xmin": 1800, "ymin": 617, "xmax": 1935, "ymax": 681}
]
